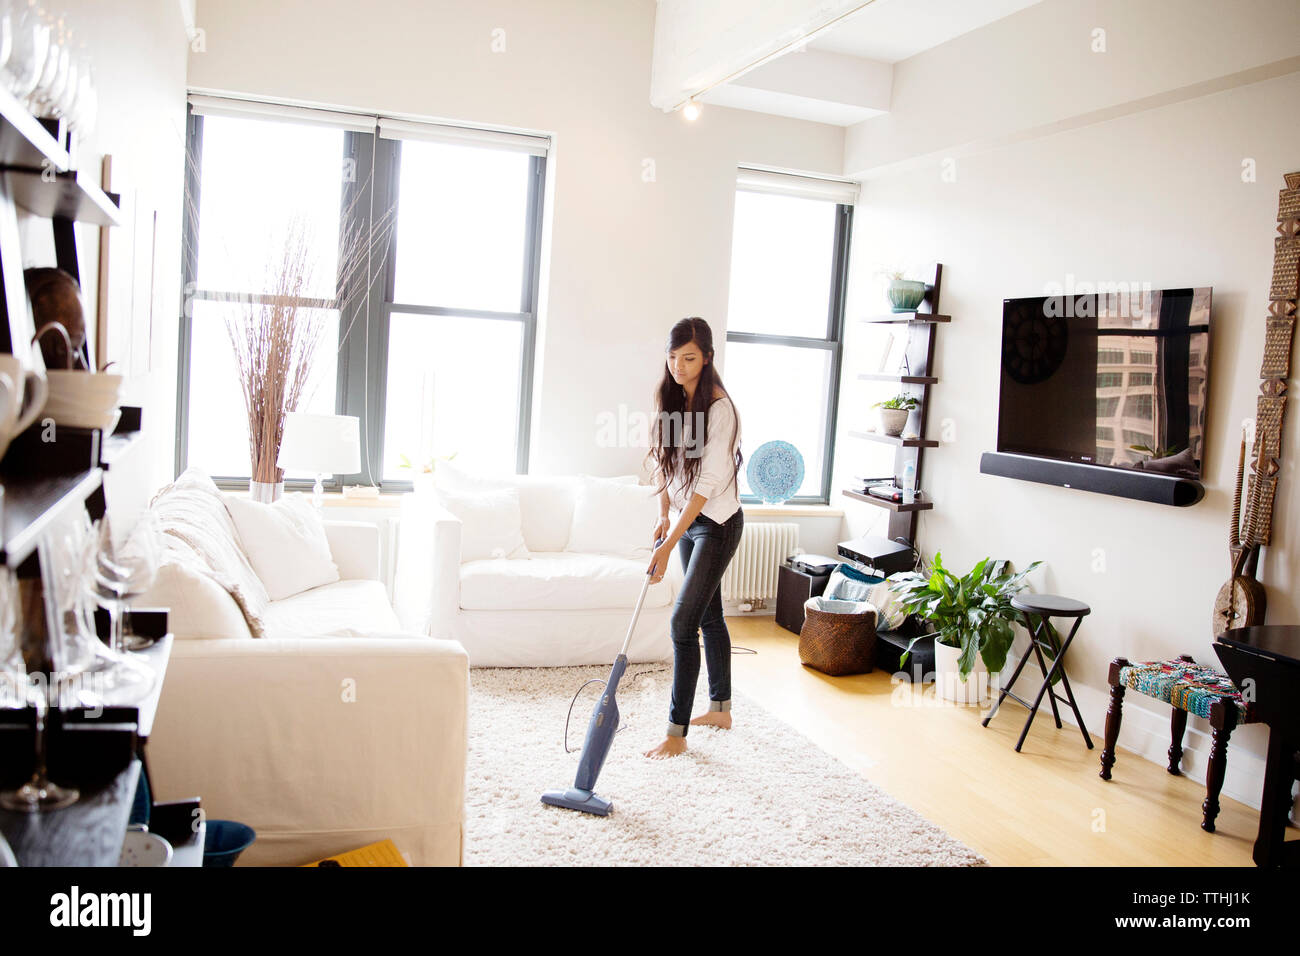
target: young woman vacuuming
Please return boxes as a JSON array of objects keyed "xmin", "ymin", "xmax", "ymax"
[{"xmin": 643, "ymin": 317, "xmax": 744, "ymax": 760}]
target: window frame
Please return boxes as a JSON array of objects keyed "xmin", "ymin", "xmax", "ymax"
[
  {"xmin": 176, "ymin": 104, "xmax": 547, "ymax": 491},
  {"xmin": 724, "ymin": 191, "xmax": 853, "ymax": 506}
]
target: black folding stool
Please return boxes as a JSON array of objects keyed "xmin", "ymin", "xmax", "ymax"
[{"xmin": 982, "ymin": 593, "xmax": 1095, "ymax": 752}]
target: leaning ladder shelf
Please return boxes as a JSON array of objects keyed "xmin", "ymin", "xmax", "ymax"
[{"xmin": 843, "ymin": 262, "xmax": 948, "ymax": 546}]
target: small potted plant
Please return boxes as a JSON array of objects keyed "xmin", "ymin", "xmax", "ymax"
[
  {"xmin": 398, "ymin": 451, "xmax": 457, "ymax": 494},
  {"xmin": 872, "ymin": 394, "xmax": 919, "ymax": 437},
  {"xmin": 888, "ymin": 552, "xmax": 1043, "ymax": 704},
  {"xmin": 880, "ymin": 268, "xmax": 928, "ymax": 313}
]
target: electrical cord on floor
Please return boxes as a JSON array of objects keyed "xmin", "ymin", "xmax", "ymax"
[{"xmin": 560, "ymin": 646, "xmax": 754, "ymax": 752}]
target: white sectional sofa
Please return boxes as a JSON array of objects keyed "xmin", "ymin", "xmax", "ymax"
[
  {"xmin": 393, "ymin": 468, "xmax": 685, "ymax": 667},
  {"xmin": 139, "ymin": 469, "xmax": 469, "ymax": 866}
]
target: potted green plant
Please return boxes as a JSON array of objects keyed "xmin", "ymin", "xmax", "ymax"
[
  {"xmin": 888, "ymin": 552, "xmax": 1043, "ymax": 704},
  {"xmin": 871, "ymin": 394, "xmax": 919, "ymax": 437},
  {"xmin": 398, "ymin": 451, "xmax": 457, "ymax": 494},
  {"xmin": 880, "ymin": 268, "xmax": 928, "ymax": 313}
]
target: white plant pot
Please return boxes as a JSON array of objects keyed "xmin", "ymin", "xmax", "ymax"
[
  {"xmin": 878, "ymin": 407, "xmax": 910, "ymax": 437},
  {"xmin": 413, "ymin": 472, "xmax": 436, "ymax": 495},
  {"xmin": 248, "ymin": 479, "xmax": 283, "ymax": 503},
  {"xmin": 933, "ymin": 639, "xmax": 989, "ymax": 704}
]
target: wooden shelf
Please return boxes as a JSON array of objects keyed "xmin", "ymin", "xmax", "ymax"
[
  {"xmin": 0, "ymin": 759, "xmax": 140, "ymax": 866},
  {"xmin": 0, "ymin": 85, "xmax": 118, "ymax": 227},
  {"xmin": 848, "ymin": 429, "xmax": 939, "ymax": 448},
  {"xmin": 0, "ymin": 85, "xmax": 70, "ymax": 172},
  {"xmin": 861, "ymin": 312, "xmax": 951, "ymax": 324},
  {"xmin": 3, "ymin": 167, "xmax": 121, "ymax": 226},
  {"xmin": 858, "ymin": 372, "xmax": 938, "ymax": 385},
  {"xmin": 841, "ymin": 488, "xmax": 934, "ymax": 513},
  {"xmin": 0, "ymin": 468, "xmax": 102, "ymax": 567},
  {"xmin": 127, "ymin": 635, "xmax": 172, "ymax": 740},
  {"xmin": 100, "ymin": 430, "xmax": 144, "ymax": 469}
]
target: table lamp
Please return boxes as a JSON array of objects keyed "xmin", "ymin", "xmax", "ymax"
[{"xmin": 277, "ymin": 413, "xmax": 361, "ymax": 509}]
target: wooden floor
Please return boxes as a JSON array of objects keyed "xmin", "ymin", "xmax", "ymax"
[{"xmin": 727, "ymin": 615, "xmax": 1261, "ymax": 866}]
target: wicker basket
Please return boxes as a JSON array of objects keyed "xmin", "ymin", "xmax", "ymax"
[{"xmin": 798, "ymin": 597, "xmax": 878, "ymax": 676}]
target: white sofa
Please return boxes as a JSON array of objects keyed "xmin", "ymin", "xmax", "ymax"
[
  {"xmin": 394, "ymin": 473, "xmax": 685, "ymax": 667},
  {"xmin": 141, "ymin": 471, "xmax": 469, "ymax": 866}
]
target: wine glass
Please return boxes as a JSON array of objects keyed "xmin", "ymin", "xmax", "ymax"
[
  {"xmin": 0, "ymin": 546, "xmax": 79, "ymax": 812},
  {"xmin": 0, "ymin": 565, "xmax": 23, "ymax": 710},
  {"xmin": 23, "ymin": 6, "xmax": 63, "ymax": 118},
  {"xmin": 0, "ymin": 0, "xmax": 48, "ymax": 102},
  {"xmin": 92, "ymin": 513, "xmax": 160, "ymax": 682},
  {"xmin": 45, "ymin": 513, "xmax": 153, "ymax": 706}
]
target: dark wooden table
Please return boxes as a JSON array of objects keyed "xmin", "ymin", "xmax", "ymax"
[
  {"xmin": 0, "ymin": 759, "xmax": 139, "ymax": 866},
  {"xmin": 1214, "ymin": 626, "xmax": 1300, "ymax": 868}
]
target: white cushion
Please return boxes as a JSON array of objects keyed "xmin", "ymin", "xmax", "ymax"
[
  {"xmin": 224, "ymin": 493, "xmax": 341, "ymax": 601},
  {"xmin": 262, "ymin": 579, "xmax": 402, "ymax": 640},
  {"xmin": 133, "ymin": 560, "xmax": 253, "ymax": 640},
  {"xmin": 149, "ymin": 468, "xmax": 270, "ymax": 636},
  {"xmin": 435, "ymin": 461, "xmax": 638, "ymax": 551},
  {"xmin": 566, "ymin": 475, "xmax": 660, "ymax": 559},
  {"xmin": 435, "ymin": 486, "xmax": 531, "ymax": 562},
  {"xmin": 459, "ymin": 551, "xmax": 671, "ymax": 611}
]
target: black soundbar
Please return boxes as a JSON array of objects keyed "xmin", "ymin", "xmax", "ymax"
[{"xmin": 979, "ymin": 451, "xmax": 1205, "ymax": 507}]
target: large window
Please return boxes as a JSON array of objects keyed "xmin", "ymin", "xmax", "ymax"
[
  {"xmin": 178, "ymin": 98, "xmax": 547, "ymax": 488},
  {"xmin": 723, "ymin": 168, "xmax": 856, "ymax": 503},
  {"xmin": 182, "ymin": 114, "xmax": 345, "ymax": 480}
]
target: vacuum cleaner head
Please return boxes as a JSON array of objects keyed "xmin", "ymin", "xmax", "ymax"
[
  {"xmin": 540, "ymin": 787, "xmax": 613, "ymax": 816},
  {"xmin": 541, "ymin": 550, "xmax": 661, "ymax": 818}
]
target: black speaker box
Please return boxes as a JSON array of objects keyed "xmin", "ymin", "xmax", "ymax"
[{"xmin": 980, "ymin": 451, "xmax": 1204, "ymax": 507}]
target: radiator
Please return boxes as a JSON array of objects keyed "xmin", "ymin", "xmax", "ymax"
[{"xmin": 722, "ymin": 522, "xmax": 799, "ymax": 604}]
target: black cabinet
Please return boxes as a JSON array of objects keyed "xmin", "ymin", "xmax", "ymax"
[{"xmin": 775, "ymin": 563, "xmax": 830, "ymax": 635}]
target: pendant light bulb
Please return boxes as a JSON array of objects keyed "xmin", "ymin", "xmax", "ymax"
[{"xmin": 683, "ymin": 99, "xmax": 702, "ymax": 122}]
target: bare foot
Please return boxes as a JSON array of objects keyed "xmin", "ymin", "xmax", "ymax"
[
  {"xmin": 690, "ymin": 711, "xmax": 732, "ymax": 729},
  {"xmin": 643, "ymin": 736, "xmax": 688, "ymax": 759}
]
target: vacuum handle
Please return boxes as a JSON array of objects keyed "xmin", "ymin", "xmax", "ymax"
[{"xmin": 620, "ymin": 537, "xmax": 665, "ymax": 657}]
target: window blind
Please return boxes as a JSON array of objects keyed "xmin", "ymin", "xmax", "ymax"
[
  {"xmin": 736, "ymin": 166, "xmax": 859, "ymax": 204},
  {"xmin": 187, "ymin": 94, "xmax": 551, "ymax": 156},
  {"xmin": 377, "ymin": 118, "xmax": 549, "ymax": 156},
  {"xmin": 187, "ymin": 94, "xmax": 378, "ymax": 133}
]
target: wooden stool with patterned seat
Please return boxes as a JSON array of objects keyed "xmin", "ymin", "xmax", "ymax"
[{"xmin": 1099, "ymin": 654, "xmax": 1258, "ymax": 832}]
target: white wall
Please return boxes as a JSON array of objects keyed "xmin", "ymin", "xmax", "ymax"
[
  {"xmin": 186, "ymin": 0, "xmax": 845, "ymax": 481},
  {"xmin": 845, "ymin": 0, "xmax": 1300, "ymax": 178},
  {"xmin": 836, "ymin": 0, "xmax": 1300, "ymax": 807}
]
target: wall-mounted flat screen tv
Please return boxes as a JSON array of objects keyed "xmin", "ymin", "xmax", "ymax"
[{"xmin": 997, "ymin": 288, "xmax": 1211, "ymax": 479}]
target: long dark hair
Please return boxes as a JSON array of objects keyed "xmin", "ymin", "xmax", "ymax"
[{"xmin": 646, "ymin": 317, "xmax": 743, "ymax": 500}]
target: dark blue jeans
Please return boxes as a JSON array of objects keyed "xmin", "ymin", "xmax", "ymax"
[{"xmin": 666, "ymin": 508, "xmax": 745, "ymax": 737}]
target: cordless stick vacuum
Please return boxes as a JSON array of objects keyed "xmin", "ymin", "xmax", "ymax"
[{"xmin": 540, "ymin": 539, "xmax": 663, "ymax": 816}]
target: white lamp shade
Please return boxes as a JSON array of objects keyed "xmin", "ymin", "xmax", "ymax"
[{"xmin": 277, "ymin": 413, "xmax": 361, "ymax": 475}]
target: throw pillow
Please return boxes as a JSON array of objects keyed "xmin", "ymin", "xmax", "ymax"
[
  {"xmin": 148, "ymin": 468, "xmax": 270, "ymax": 636},
  {"xmin": 435, "ymin": 486, "xmax": 531, "ymax": 562},
  {"xmin": 566, "ymin": 475, "xmax": 660, "ymax": 559},
  {"xmin": 224, "ymin": 493, "xmax": 341, "ymax": 601},
  {"xmin": 132, "ymin": 558, "xmax": 254, "ymax": 640},
  {"xmin": 868, "ymin": 574, "xmax": 911, "ymax": 632},
  {"xmin": 825, "ymin": 562, "xmax": 883, "ymax": 603}
]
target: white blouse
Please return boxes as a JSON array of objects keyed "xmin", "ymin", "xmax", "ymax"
[{"xmin": 666, "ymin": 396, "xmax": 742, "ymax": 524}]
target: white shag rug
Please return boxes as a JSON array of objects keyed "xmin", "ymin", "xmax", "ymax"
[{"xmin": 464, "ymin": 662, "xmax": 986, "ymax": 866}]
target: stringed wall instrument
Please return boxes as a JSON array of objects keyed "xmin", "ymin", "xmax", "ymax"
[{"xmin": 1213, "ymin": 427, "xmax": 1267, "ymax": 635}]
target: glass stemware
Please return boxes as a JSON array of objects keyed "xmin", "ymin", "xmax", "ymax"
[
  {"xmin": 49, "ymin": 513, "xmax": 154, "ymax": 706},
  {"xmin": 23, "ymin": 6, "xmax": 63, "ymax": 118},
  {"xmin": 91, "ymin": 513, "xmax": 160, "ymax": 687},
  {"xmin": 0, "ymin": 547, "xmax": 79, "ymax": 812},
  {"xmin": 0, "ymin": 0, "xmax": 48, "ymax": 102}
]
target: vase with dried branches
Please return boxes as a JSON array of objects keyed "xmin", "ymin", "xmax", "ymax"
[
  {"xmin": 223, "ymin": 202, "xmax": 393, "ymax": 502},
  {"xmin": 228, "ymin": 218, "xmax": 327, "ymax": 502}
]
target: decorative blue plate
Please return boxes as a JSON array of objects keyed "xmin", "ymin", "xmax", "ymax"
[{"xmin": 747, "ymin": 440, "xmax": 805, "ymax": 504}]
